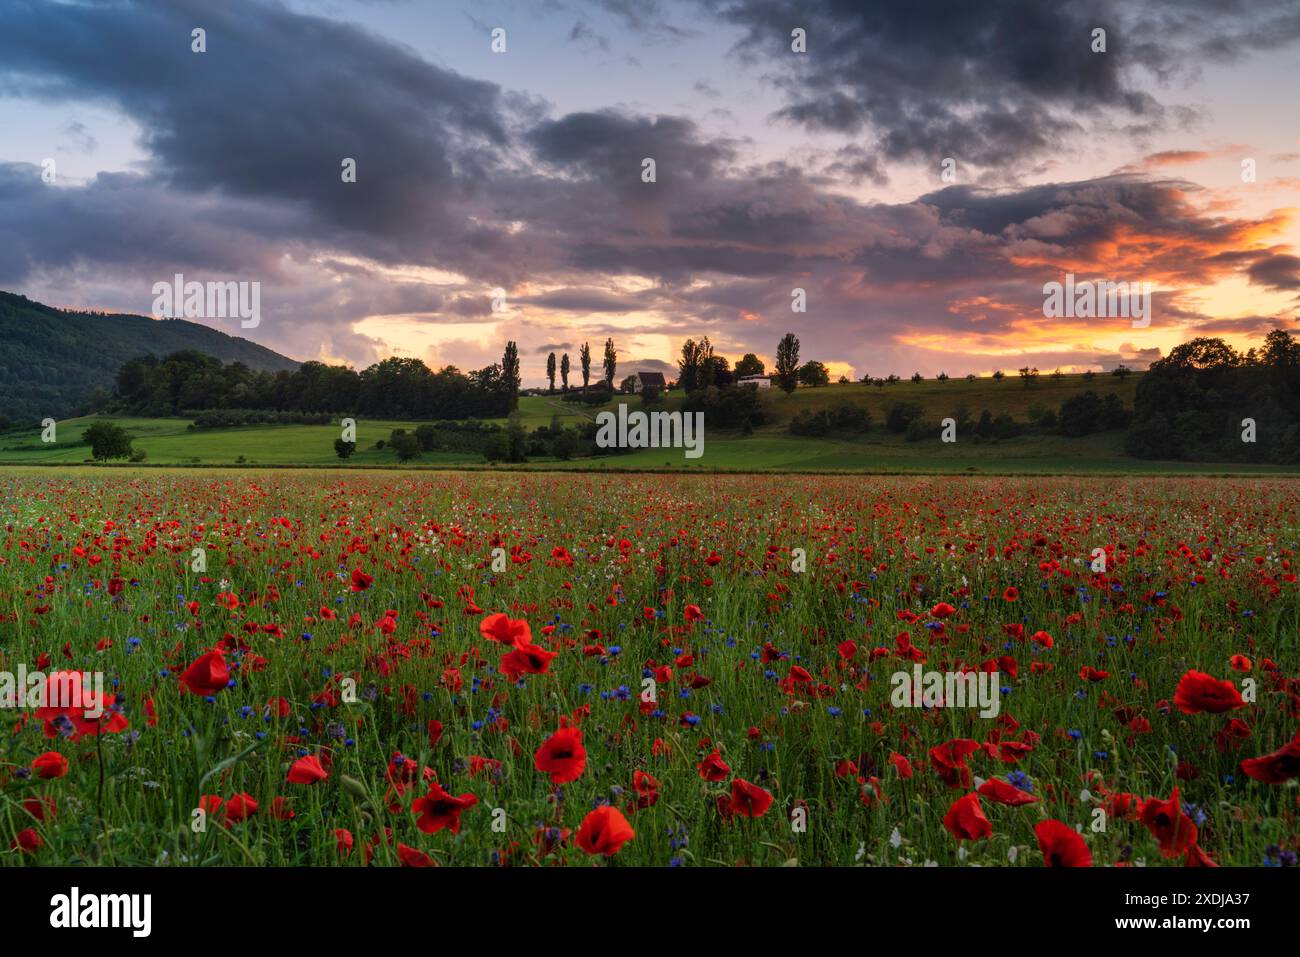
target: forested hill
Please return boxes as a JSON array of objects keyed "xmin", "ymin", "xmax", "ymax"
[{"xmin": 0, "ymin": 291, "xmax": 299, "ymax": 422}]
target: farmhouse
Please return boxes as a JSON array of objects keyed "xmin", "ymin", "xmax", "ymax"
[
  {"xmin": 737, "ymin": 375, "xmax": 771, "ymax": 389},
  {"xmin": 629, "ymin": 371, "xmax": 667, "ymax": 393}
]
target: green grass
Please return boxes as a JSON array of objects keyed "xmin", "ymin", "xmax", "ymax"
[
  {"xmin": 2, "ymin": 373, "xmax": 1295, "ymax": 473},
  {"xmin": 0, "ymin": 417, "xmax": 470, "ymax": 468},
  {"xmin": 1, "ymin": 469, "xmax": 1296, "ymax": 867},
  {"xmin": 520, "ymin": 373, "xmax": 1143, "ymax": 429}
]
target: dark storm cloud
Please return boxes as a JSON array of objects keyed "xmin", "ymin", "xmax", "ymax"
[
  {"xmin": 919, "ymin": 177, "xmax": 1187, "ymax": 241},
  {"xmin": 518, "ymin": 288, "xmax": 641, "ymax": 312},
  {"xmin": 0, "ymin": 158, "xmax": 460, "ymax": 365},
  {"xmin": 619, "ymin": 357, "xmax": 677, "ymax": 378},
  {"xmin": 1092, "ymin": 347, "xmax": 1163, "ymax": 371},
  {"xmin": 0, "ymin": 0, "xmax": 1291, "ymax": 379},
  {"xmin": 1192, "ymin": 315, "xmax": 1300, "ymax": 336},
  {"xmin": 823, "ymin": 145, "xmax": 889, "ymax": 186},
  {"xmin": 691, "ymin": 0, "xmax": 1300, "ymax": 167},
  {"xmin": 442, "ymin": 294, "xmax": 499, "ymax": 320},
  {"xmin": 0, "ymin": 162, "xmax": 307, "ymax": 283},
  {"xmin": 1247, "ymin": 254, "xmax": 1300, "ymax": 291},
  {"xmin": 0, "ymin": 0, "xmax": 510, "ymax": 262},
  {"xmin": 528, "ymin": 111, "xmax": 738, "ymax": 188}
]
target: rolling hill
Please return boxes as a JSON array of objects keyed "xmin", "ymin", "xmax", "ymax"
[
  {"xmin": 0, "ymin": 291, "xmax": 299, "ymax": 422},
  {"xmin": 3, "ymin": 375, "xmax": 1296, "ymax": 474}
]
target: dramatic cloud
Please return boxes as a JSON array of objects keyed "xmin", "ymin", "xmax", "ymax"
[
  {"xmin": 1248, "ymin": 254, "xmax": 1300, "ymax": 291},
  {"xmin": 0, "ymin": 0, "xmax": 1295, "ymax": 382},
  {"xmin": 696, "ymin": 0, "xmax": 1300, "ymax": 167},
  {"xmin": 0, "ymin": 0, "xmax": 514, "ymax": 263}
]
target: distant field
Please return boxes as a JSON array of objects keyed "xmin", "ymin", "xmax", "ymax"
[
  {"xmin": 0, "ymin": 417, "xmax": 473, "ymax": 468},
  {"xmin": 2, "ymin": 373, "xmax": 1295, "ymax": 474},
  {"xmin": 515, "ymin": 373, "xmax": 1144, "ymax": 429}
]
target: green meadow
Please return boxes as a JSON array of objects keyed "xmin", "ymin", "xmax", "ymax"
[{"xmin": 2, "ymin": 374, "xmax": 1296, "ymax": 474}]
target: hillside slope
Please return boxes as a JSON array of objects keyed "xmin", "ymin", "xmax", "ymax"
[
  {"xmin": 511, "ymin": 374, "xmax": 1141, "ymax": 429},
  {"xmin": 0, "ymin": 291, "xmax": 299, "ymax": 421}
]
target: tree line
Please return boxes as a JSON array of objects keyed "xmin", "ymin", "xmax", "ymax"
[
  {"xmin": 102, "ymin": 328, "xmax": 1300, "ymax": 465},
  {"xmin": 1126, "ymin": 330, "xmax": 1300, "ymax": 463},
  {"xmin": 538, "ymin": 339, "xmax": 618, "ymax": 394},
  {"xmin": 113, "ymin": 336, "xmax": 632, "ymax": 418},
  {"xmin": 112, "ymin": 349, "xmax": 515, "ymax": 419}
]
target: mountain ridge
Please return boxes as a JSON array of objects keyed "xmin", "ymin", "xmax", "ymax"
[{"xmin": 0, "ymin": 290, "xmax": 299, "ymax": 422}]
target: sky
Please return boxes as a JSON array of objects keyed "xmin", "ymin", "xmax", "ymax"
[{"xmin": 1, "ymin": 0, "xmax": 1299, "ymax": 386}]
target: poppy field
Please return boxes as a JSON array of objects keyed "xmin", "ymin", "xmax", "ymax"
[{"xmin": 1, "ymin": 468, "xmax": 1298, "ymax": 868}]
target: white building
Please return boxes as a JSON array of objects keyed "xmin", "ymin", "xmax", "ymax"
[{"xmin": 630, "ymin": 371, "xmax": 667, "ymax": 393}]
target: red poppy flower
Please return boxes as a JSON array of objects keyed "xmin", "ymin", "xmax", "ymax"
[
  {"xmin": 697, "ymin": 748, "xmax": 731, "ymax": 782},
  {"xmin": 534, "ymin": 726, "xmax": 587, "ymax": 784},
  {"xmin": 397, "ymin": 843, "xmax": 436, "ymax": 867},
  {"xmin": 1107, "ymin": 792, "xmax": 1140, "ymax": 820},
  {"xmin": 942, "ymin": 792, "xmax": 992, "ymax": 841},
  {"xmin": 224, "ymin": 792, "xmax": 258, "ymax": 823},
  {"xmin": 930, "ymin": 602, "xmax": 956, "ymax": 619},
  {"xmin": 1174, "ymin": 670, "xmax": 1245, "ymax": 714},
  {"xmin": 412, "ymin": 782, "xmax": 479, "ymax": 834},
  {"xmin": 31, "ymin": 751, "xmax": 68, "ymax": 780},
  {"xmin": 1035, "ymin": 819, "xmax": 1092, "ymax": 867},
  {"xmin": 977, "ymin": 777, "xmax": 1039, "ymax": 806},
  {"xmin": 34, "ymin": 670, "xmax": 129, "ymax": 740},
  {"xmin": 1138, "ymin": 787, "xmax": 1198, "ymax": 857},
  {"xmin": 987, "ymin": 740, "xmax": 1034, "ymax": 763},
  {"xmin": 576, "ymin": 805, "xmax": 636, "ymax": 856},
  {"xmin": 198, "ymin": 794, "xmax": 224, "ymax": 817},
  {"xmin": 728, "ymin": 778, "xmax": 773, "ymax": 818},
  {"xmin": 929, "ymin": 738, "xmax": 980, "ymax": 788},
  {"xmin": 1240, "ymin": 730, "xmax": 1300, "ymax": 783},
  {"xmin": 350, "ymin": 568, "xmax": 373, "ymax": 591},
  {"xmin": 1184, "ymin": 844, "xmax": 1218, "ymax": 867},
  {"xmin": 479, "ymin": 612, "xmax": 531, "ymax": 646},
  {"xmin": 10, "ymin": 828, "xmax": 42, "ymax": 853},
  {"xmin": 500, "ymin": 642, "xmax": 558, "ymax": 679},
  {"xmin": 631, "ymin": 770, "xmax": 660, "ymax": 808},
  {"xmin": 1214, "ymin": 717, "xmax": 1252, "ymax": 754},
  {"xmin": 326, "ymin": 829, "xmax": 351, "ymax": 858},
  {"xmin": 889, "ymin": 751, "xmax": 914, "ymax": 779},
  {"xmin": 179, "ymin": 650, "xmax": 229, "ymax": 696},
  {"xmin": 287, "ymin": 754, "xmax": 330, "ymax": 785},
  {"xmin": 23, "ymin": 796, "xmax": 56, "ymax": 822}
]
